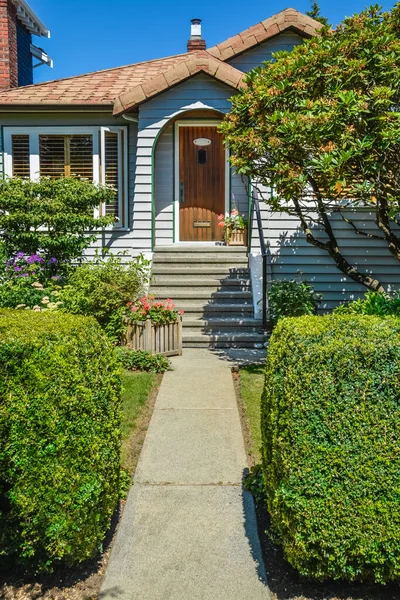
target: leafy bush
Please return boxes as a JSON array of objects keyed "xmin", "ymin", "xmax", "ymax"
[
  {"xmin": 0, "ymin": 310, "xmax": 122, "ymax": 571},
  {"xmin": 116, "ymin": 347, "xmax": 171, "ymax": 373},
  {"xmin": 262, "ymin": 314, "xmax": 400, "ymax": 583},
  {"xmin": 335, "ymin": 290, "xmax": 400, "ymax": 316},
  {"xmin": 60, "ymin": 252, "xmax": 150, "ymax": 340},
  {"xmin": 124, "ymin": 295, "xmax": 183, "ymax": 325},
  {"xmin": 0, "ymin": 177, "xmax": 115, "ymax": 263},
  {"xmin": 267, "ymin": 279, "xmax": 321, "ymax": 324}
]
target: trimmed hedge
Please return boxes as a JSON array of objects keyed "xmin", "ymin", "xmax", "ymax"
[
  {"xmin": 0, "ymin": 310, "xmax": 122, "ymax": 571},
  {"xmin": 262, "ymin": 314, "xmax": 400, "ymax": 583}
]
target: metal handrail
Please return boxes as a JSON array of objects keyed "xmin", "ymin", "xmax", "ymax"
[{"xmin": 249, "ymin": 193, "xmax": 268, "ymax": 330}]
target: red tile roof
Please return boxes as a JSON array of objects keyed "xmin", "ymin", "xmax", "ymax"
[
  {"xmin": 0, "ymin": 8, "xmax": 322, "ymax": 112},
  {"xmin": 0, "ymin": 54, "xmax": 190, "ymax": 106}
]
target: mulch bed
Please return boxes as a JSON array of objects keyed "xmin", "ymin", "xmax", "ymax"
[
  {"xmin": 232, "ymin": 367, "xmax": 400, "ymax": 600},
  {"xmin": 0, "ymin": 374, "xmax": 163, "ymax": 600}
]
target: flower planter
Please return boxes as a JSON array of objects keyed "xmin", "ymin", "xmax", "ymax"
[
  {"xmin": 226, "ymin": 228, "xmax": 247, "ymax": 246},
  {"xmin": 123, "ymin": 317, "xmax": 182, "ymax": 357}
]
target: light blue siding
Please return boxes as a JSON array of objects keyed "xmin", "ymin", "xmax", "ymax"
[
  {"xmin": 154, "ymin": 124, "xmax": 174, "ymax": 245},
  {"xmin": 228, "ymin": 32, "xmax": 304, "ymax": 72},
  {"xmin": 250, "ymin": 191, "xmax": 400, "ymax": 310}
]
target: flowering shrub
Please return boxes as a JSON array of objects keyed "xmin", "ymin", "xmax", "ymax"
[
  {"xmin": 125, "ymin": 296, "xmax": 183, "ymax": 325},
  {"xmin": 5, "ymin": 252, "xmax": 60, "ymax": 282},
  {"xmin": 0, "ymin": 252, "xmax": 63, "ymax": 311},
  {"xmin": 217, "ymin": 209, "xmax": 247, "ymax": 242}
]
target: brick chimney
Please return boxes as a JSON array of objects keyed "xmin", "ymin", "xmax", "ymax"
[
  {"xmin": 187, "ymin": 18, "xmax": 206, "ymax": 52},
  {"xmin": 0, "ymin": 0, "xmax": 51, "ymax": 91},
  {"xmin": 0, "ymin": 0, "xmax": 18, "ymax": 90}
]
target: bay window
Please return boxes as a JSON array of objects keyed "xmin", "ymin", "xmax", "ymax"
[{"xmin": 3, "ymin": 126, "xmax": 128, "ymax": 228}]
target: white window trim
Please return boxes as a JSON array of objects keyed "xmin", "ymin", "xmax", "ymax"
[
  {"xmin": 3, "ymin": 126, "xmax": 128, "ymax": 230},
  {"xmin": 100, "ymin": 126, "xmax": 129, "ymax": 229},
  {"xmin": 173, "ymin": 119, "xmax": 230, "ymax": 244}
]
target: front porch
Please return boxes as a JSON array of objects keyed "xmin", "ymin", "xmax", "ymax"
[{"xmin": 150, "ymin": 245, "xmax": 266, "ymax": 348}]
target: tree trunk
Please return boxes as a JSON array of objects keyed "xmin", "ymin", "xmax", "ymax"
[
  {"xmin": 293, "ymin": 196, "xmax": 385, "ymax": 293},
  {"xmin": 375, "ymin": 197, "xmax": 400, "ymax": 262}
]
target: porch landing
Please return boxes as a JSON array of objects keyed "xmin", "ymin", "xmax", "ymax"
[{"xmin": 151, "ymin": 246, "xmax": 267, "ymax": 348}]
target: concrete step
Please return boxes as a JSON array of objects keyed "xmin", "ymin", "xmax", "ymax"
[
  {"xmin": 182, "ymin": 332, "xmax": 267, "ymax": 348},
  {"xmin": 178, "ymin": 304, "xmax": 254, "ymax": 317},
  {"xmin": 152, "ymin": 290, "xmax": 253, "ymax": 301},
  {"xmin": 152, "ymin": 266, "xmax": 250, "ymax": 276},
  {"xmin": 152, "ymin": 285, "xmax": 251, "ymax": 296},
  {"xmin": 152, "ymin": 277, "xmax": 251, "ymax": 288},
  {"xmin": 184, "ymin": 327, "xmax": 264, "ymax": 336},
  {"xmin": 183, "ymin": 318, "xmax": 263, "ymax": 328},
  {"xmin": 153, "ymin": 256, "xmax": 248, "ymax": 265},
  {"xmin": 154, "ymin": 245, "xmax": 247, "ymax": 253}
]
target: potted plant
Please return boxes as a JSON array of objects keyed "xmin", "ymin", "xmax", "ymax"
[
  {"xmin": 217, "ymin": 210, "xmax": 248, "ymax": 246},
  {"xmin": 123, "ymin": 295, "xmax": 183, "ymax": 356}
]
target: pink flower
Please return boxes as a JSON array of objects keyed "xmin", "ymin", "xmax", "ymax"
[
  {"xmin": 131, "ymin": 306, "xmax": 138, "ymax": 312},
  {"xmin": 218, "ymin": 222, "xmax": 225, "ymax": 227},
  {"xmin": 231, "ymin": 209, "xmax": 239, "ymax": 216},
  {"xmin": 217, "ymin": 214, "xmax": 225, "ymax": 221},
  {"xmin": 179, "ymin": 310, "xmax": 184, "ymax": 315},
  {"xmin": 127, "ymin": 301, "xmax": 133, "ymax": 307}
]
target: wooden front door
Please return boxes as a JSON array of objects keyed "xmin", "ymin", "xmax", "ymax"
[{"xmin": 179, "ymin": 126, "xmax": 225, "ymax": 242}]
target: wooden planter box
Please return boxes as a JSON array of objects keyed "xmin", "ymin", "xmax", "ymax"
[
  {"xmin": 226, "ymin": 227, "xmax": 247, "ymax": 246},
  {"xmin": 124, "ymin": 317, "xmax": 182, "ymax": 357}
]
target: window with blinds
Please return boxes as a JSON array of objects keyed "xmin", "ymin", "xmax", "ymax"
[
  {"xmin": 6, "ymin": 127, "xmax": 127, "ymax": 227},
  {"xmin": 39, "ymin": 134, "xmax": 93, "ymax": 179},
  {"xmin": 104, "ymin": 131, "xmax": 119, "ymax": 218},
  {"xmin": 11, "ymin": 135, "xmax": 30, "ymax": 178}
]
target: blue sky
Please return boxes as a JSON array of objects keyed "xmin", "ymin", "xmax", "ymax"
[{"xmin": 29, "ymin": 0, "xmax": 396, "ymax": 84}]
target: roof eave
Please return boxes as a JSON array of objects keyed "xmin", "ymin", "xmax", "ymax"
[
  {"xmin": 12, "ymin": 0, "xmax": 50, "ymax": 38},
  {"xmin": 0, "ymin": 103, "xmax": 115, "ymax": 112}
]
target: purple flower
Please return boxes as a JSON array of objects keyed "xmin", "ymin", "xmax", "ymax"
[
  {"xmin": 16, "ymin": 252, "xmax": 25, "ymax": 259},
  {"xmin": 48, "ymin": 257, "xmax": 58, "ymax": 265},
  {"xmin": 20, "ymin": 273, "xmax": 29, "ymax": 277},
  {"xmin": 14, "ymin": 266, "xmax": 22, "ymax": 272},
  {"xmin": 27, "ymin": 254, "xmax": 44, "ymax": 264},
  {"xmin": 51, "ymin": 275, "xmax": 61, "ymax": 281}
]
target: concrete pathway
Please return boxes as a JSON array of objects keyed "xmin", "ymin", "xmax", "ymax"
[{"xmin": 100, "ymin": 349, "xmax": 270, "ymax": 600}]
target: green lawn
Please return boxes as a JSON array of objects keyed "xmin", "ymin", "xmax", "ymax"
[
  {"xmin": 121, "ymin": 372, "xmax": 157, "ymax": 473},
  {"xmin": 239, "ymin": 365, "xmax": 265, "ymax": 463}
]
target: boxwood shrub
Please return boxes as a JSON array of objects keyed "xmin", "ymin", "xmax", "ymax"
[
  {"xmin": 262, "ymin": 314, "xmax": 400, "ymax": 583},
  {"xmin": 0, "ymin": 309, "xmax": 122, "ymax": 572}
]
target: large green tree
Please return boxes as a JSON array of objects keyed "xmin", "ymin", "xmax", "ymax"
[{"xmin": 221, "ymin": 4, "xmax": 400, "ymax": 292}]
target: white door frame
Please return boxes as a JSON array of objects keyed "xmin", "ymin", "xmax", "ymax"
[{"xmin": 173, "ymin": 119, "xmax": 230, "ymax": 243}]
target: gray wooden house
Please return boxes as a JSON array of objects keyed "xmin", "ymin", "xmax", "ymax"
[{"xmin": 1, "ymin": 5, "xmax": 398, "ymax": 347}]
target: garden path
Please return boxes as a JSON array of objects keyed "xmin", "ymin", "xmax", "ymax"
[{"xmin": 100, "ymin": 349, "xmax": 270, "ymax": 600}]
